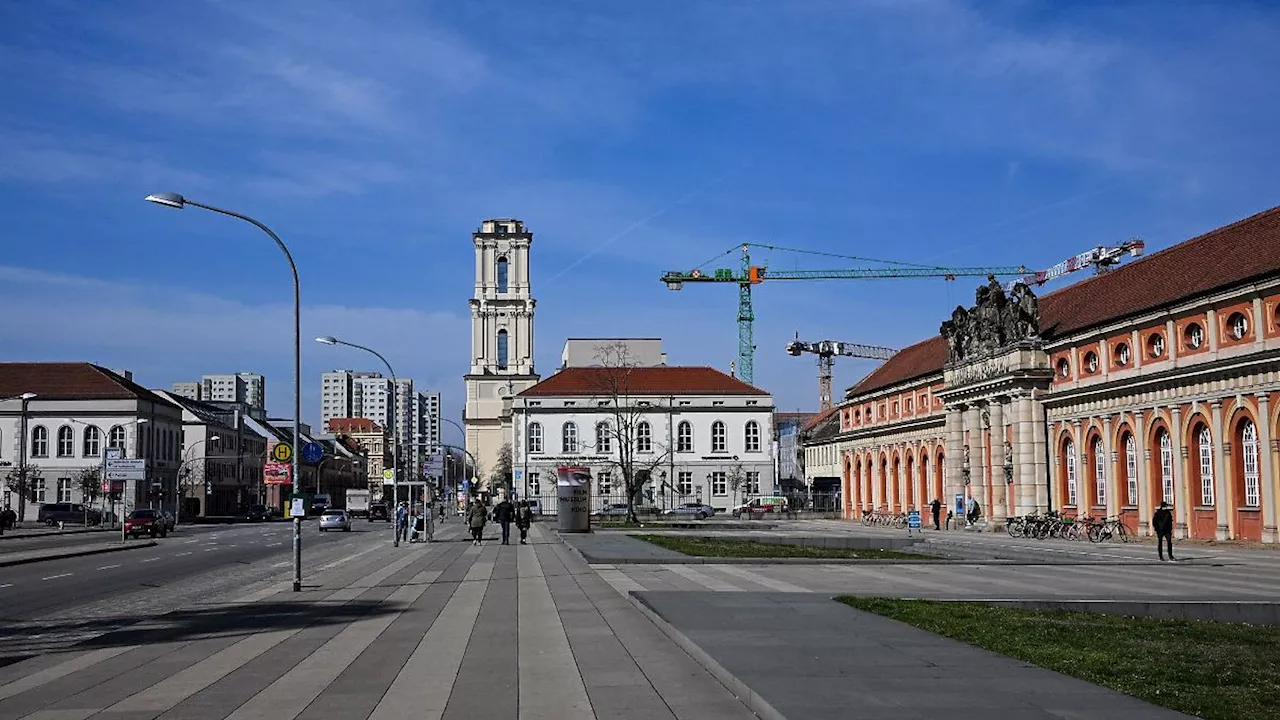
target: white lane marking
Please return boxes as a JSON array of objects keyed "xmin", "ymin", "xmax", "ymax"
[
  {"xmin": 142, "ymin": 558, "xmax": 160, "ymax": 563},
  {"xmin": 97, "ymin": 564, "xmax": 122, "ymax": 570},
  {"xmin": 41, "ymin": 573, "xmax": 73, "ymax": 581},
  {"xmin": 272, "ymin": 561, "xmax": 289, "ymax": 568},
  {"xmin": 175, "ymin": 552, "xmax": 193, "ymax": 557},
  {"xmin": 0, "ymin": 583, "xmax": 13, "ymax": 589},
  {"xmin": 266, "ymin": 542, "xmax": 283, "ymax": 547},
  {"xmin": 184, "ymin": 539, "xmax": 200, "ymax": 544},
  {"xmin": 204, "ymin": 548, "xmax": 218, "ymax": 552}
]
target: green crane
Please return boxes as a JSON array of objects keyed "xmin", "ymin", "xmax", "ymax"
[{"xmin": 661, "ymin": 243, "xmax": 1029, "ymax": 386}]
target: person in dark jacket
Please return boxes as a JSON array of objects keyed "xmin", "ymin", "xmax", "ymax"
[
  {"xmin": 493, "ymin": 497, "xmax": 515, "ymax": 545},
  {"xmin": 929, "ymin": 498, "xmax": 942, "ymax": 531},
  {"xmin": 467, "ymin": 501, "xmax": 487, "ymax": 546},
  {"xmin": 1152, "ymin": 501, "xmax": 1175, "ymax": 561},
  {"xmin": 515, "ymin": 501, "xmax": 534, "ymax": 545}
]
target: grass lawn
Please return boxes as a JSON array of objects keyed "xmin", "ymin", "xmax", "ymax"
[
  {"xmin": 631, "ymin": 535, "xmax": 923, "ymax": 560},
  {"xmin": 839, "ymin": 597, "xmax": 1280, "ymax": 720}
]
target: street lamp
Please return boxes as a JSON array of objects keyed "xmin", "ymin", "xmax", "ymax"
[
  {"xmin": 1, "ymin": 393, "xmax": 36, "ymax": 535},
  {"xmin": 315, "ymin": 335, "xmax": 402, "ymax": 547},
  {"xmin": 439, "ymin": 417, "xmax": 479, "ymax": 504},
  {"xmin": 147, "ymin": 191, "xmax": 303, "ymax": 592},
  {"xmin": 176, "ymin": 435, "xmax": 220, "ymax": 527}
]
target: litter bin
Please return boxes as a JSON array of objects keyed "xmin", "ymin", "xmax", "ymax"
[{"xmin": 556, "ymin": 466, "xmax": 592, "ymax": 533}]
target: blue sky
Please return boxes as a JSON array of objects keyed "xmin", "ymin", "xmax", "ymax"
[{"xmin": 2, "ymin": 0, "xmax": 1279, "ymax": 434}]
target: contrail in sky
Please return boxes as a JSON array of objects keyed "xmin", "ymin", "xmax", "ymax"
[{"xmin": 543, "ymin": 162, "xmax": 750, "ymax": 285}]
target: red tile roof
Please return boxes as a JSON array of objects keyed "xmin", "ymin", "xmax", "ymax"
[
  {"xmin": 326, "ymin": 417, "xmax": 383, "ymax": 433},
  {"xmin": 0, "ymin": 363, "xmax": 168, "ymax": 404},
  {"xmin": 848, "ymin": 206, "xmax": 1280, "ymax": 398},
  {"xmin": 519, "ymin": 366, "xmax": 768, "ymax": 397}
]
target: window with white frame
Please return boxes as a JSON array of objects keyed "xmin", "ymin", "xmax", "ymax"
[
  {"xmin": 108, "ymin": 426, "xmax": 126, "ymax": 451},
  {"xmin": 677, "ymin": 421, "xmax": 692, "ymax": 452},
  {"xmin": 711, "ymin": 421, "xmax": 726, "ymax": 453},
  {"xmin": 1064, "ymin": 439, "xmax": 1077, "ymax": 505},
  {"xmin": 1092, "ymin": 439, "xmax": 1106, "ymax": 506},
  {"xmin": 636, "ymin": 421, "xmax": 652, "ymax": 453},
  {"xmin": 528, "ymin": 472, "xmax": 541, "ymax": 495},
  {"xmin": 562, "ymin": 423, "xmax": 578, "ymax": 453},
  {"xmin": 30, "ymin": 477, "xmax": 46, "ymax": 503},
  {"xmin": 57, "ymin": 477, "xmax": 73, "ymax": 503},
  {"xmin": 1186, "ymin": 323, "xmax": 1204, "ymax": 349},
  {"xmin": 57, "ymin": 426, "xmax": 74, "ymax": 457},
  {"xmin": 677, "ymin": 471, "xmax": 693, "ymax": 495},
  {"xmin": 1242, "ymin": 421, "xmax": 1260, "ymax": 508},
  {"xmin": 710, "ymin": 471, "xmax": 727, "ymax": 496},
  {"xmin": 31, "ymin": 426, "xmax": 49, "ymax": 457},
  {"xmin": 746, "ymin": 471, "xmax": 760, "ymax": 495},
  {"xmin": 1198, "ymin": 426, "xmax": 1214, "ymax": 506},
  {"xmin": 1124, "ymin": 435, "xmax": 1137, "ymax": 506},
  {"xmin": 1159, "ymin": 431, "xmax": 1174, "ymax": 503},
  {"xmin": 1229, "ymin": 312, "xmax": 1249, "ymax": 340},
  {"xmin": 744, "ymin": 421, "xmax": 761, "ymax": 452},
  {"xmin": 598, "ymin": 471, "xmax": 613, "ymax": 496},
  {"xmin": 596, "ymin": 422, "xmax": 612, "ymax": 453}
]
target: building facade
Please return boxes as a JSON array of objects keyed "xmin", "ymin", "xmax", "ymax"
[
  {"xmin": 510, "ymin": 365, "xmax": 776, "ymax": 513},
  {"xmin": 171, "ymin": 373, "xmax": 265, "ymax": 414},
  {"xmin": 803, "ymin": 207, "xmax": 1280, "ymax": 542},
  {"xmin": 775, "ymin": 412, "xmax": 816, "ymax": 493},
  {"xmin": 328, "ymin": 417, "xmax": 389, "ymax": 496},
  {"xmin": 465, "ymin": 219, "xmax": 541, "ymax": 484},
  {"xmin": 156, "ymin": 390, "xmax": 267, "ymax": 518}
]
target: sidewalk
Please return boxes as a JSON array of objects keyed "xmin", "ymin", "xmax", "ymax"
[{"xmin": 0, "ymin": 522, "xmax": 758, "ymax": 720}]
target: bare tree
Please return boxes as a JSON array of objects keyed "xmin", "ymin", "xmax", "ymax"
[
  {"xmin": 76, "ymin": 467, "xmax": 103, "ymax": 509},
  {"xmin": 4, "ymin": 464, "xmax": 42, "ymax": 522},
  {"xmin": 589, "ymin": 342, "xmax": 672, "ymax": 524},
  {"xmin": 727, "ymin": 462, "xmax": 747, "ymax": 510},
  {"xmin": 490, "ymin": 443, "xmax": 513, "ymax": 494}
]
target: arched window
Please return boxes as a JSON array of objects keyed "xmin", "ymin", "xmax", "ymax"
[
  {"xmin": 744, "ymin": 421, "xmax": 761, "ymax": 452},
  {"xmin": 31, "ymin": 426, "xmax": 49, "ymax": 457},
  {"xmin": 676, "ymin": 421, "xmax": 692, "ymax": 452},
  {"xmin": 1092, "ymin": 438, "xmax": 1106, "ymax": 506},
  {"xmin": 527, "ymin": 422, "xmax": 543, "ymax": 453},
  {"xmin": 637, "ymin": 421, "xmax": 652, "ymax": 453},
  {"xmin": 596, "ymin": 422, "xmax": 612, "ymax": 453},
  {"xmin": 496, "ymin": 256, "xmax": 509, "ymax": 293},
  {"xmin": 1242, "ymin": 420, "xmax": 1260, "ymax": 507},
  {"xmin": 562, "ymin": 422, "xmax": 578, "ymax": 453},
  {"xmin": 57, "ymin": 426, "xmax": 75, "ymax": 457},
  {"xmin": 1158, "ymin": 430, "xmax": 1173, "ymax": 503},
  {"xmin": 497, "ymin": 330, "xmax": 509, "ymax": 370},
  {"xmin": 1197, "ymin": 426, "xmax": 1214, "ymax": 506},
  {"xmin": 108, "ymin": 426, "xmax": 126, "ymax": 451},
  {"xmin": 1124, "ymin": 434, "xmax": 1137, "ymax": 505},
  {"xmin": 1064, "ymin": 439, "xmax": 1077, "ymax": 505},
  {"xmin": 711, "ymin": 421, "xmax": 726, "ymax": 453}
]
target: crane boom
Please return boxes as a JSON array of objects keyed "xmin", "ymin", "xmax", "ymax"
[
  {"xmin": 786, "ymin": 337, "xmax": 897, "ymax": 409},
  {"xmin": 1005, "ymin": 239, "xmax": 1145, "ymax": 292}
]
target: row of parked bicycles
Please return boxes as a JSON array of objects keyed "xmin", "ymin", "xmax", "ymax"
[
  {"xmin": 860, "ymin": 508, "xmax": 912, "ymax": 528},
  {"xmin": 1004, "ymin": 511, "xmax": 1132, "ymax": 543}
]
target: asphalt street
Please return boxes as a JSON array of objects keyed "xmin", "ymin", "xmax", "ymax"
[
  {"xmin": 0, "ymin": 528, "xmax": 121, "ymax": 553},
  {"xmin": 0, "ymin": 520, "xmax": 395, "ymax": 621}
]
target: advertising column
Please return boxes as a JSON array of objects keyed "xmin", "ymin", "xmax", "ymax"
[{"xmin": 556, "ymin": 466, "xmax": 592, "ymax": 532}]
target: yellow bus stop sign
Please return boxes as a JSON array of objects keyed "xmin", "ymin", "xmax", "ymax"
[{"xmin": 272, "ymin": 443, "xmax": 294, "ymax": 463}]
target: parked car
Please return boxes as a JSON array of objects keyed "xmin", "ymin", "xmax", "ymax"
[
  {"xmin": 732, "ymin": 496, "xmax": 789, "ymax": 517},
  {"xmin": 319, "ymin": 509, "xmax": 351, "ymax": 532},
  {"xmin": 37, "ymin": 502, "xmax": 103, "ymax": 527},
  {"xmin": 245, "ymin": 504, "xmax": 270, "ymax": 522},
  {"xmin": 368, "ymin": 502, "xmax": 390, "ymax": 522},
  {"xmin": 592, "ymin": 503, "xmax": 631, "ymax": 518},
  {"xmin": 124, "ymin": 509, "xmax": 168, "ymax": 539},
  {"xmin": 664, "ymin": 502, "xmax": 715, "ymax": 520}
]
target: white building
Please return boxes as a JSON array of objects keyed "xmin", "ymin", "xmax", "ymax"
[
  {"xmin": 1, "ymin": 363, "xmax": 185, "ymax": 523},
  {"xmin": 510, "ymin": 364, "xmax": 776, "ymax": 513},
  {"xmin": 465, "ymin": 218, "xmax": 541, "ymax": 483},
  {"xmin": 412, "ymin": 390, "xmax": 441, "ymax": 473},
  {"xmin": 154, "ymin": 390, "xmax": 267, "ymax": 517},
  {"xmin": 171, "ymin": 373, "xmax": 266, "ymax": 414}
]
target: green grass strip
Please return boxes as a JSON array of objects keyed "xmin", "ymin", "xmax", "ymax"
[{"xmin": 631, "ymin": 534, "xmax": 921, "ymax": 560}]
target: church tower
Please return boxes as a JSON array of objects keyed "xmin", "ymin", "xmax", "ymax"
[{"xmin": 463, "ymin": 219, "xmax": 540, "ymax": 488}]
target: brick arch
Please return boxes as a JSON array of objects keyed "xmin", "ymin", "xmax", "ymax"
[
  {"xmin": 878, "ymin": 452, "xmax": 890, "ymax": 511},
  {"xmin": 843, "ymin": 453, "xmax": 854, "ymax": 520},
  {"xmin": 1147, "ymin": 417, "xmax": 1175, "ymax": 510},
  {"xmin": 890, "ymin": 449, "xmax": 903, "ymax": 512},
  {"xmin": 1228, "ymin": 404, "xmax": 1263, "ymax": 541},
  {"xmin": 904, "ymin": 450, "xmax": 916, "ymax": 511},
  {"xmin": 933, "ymin": 447, "xmax": 945, "ymax": 505},
  {"xmin": 1057, "ymin": 427, "xmax": 1079, "ymax": 512},
  {"xmin": 1114, "ymin": 423, "xmax": 1138, "ymax": 509},
  {"xmin": 1082, "ymin": 428, "xmax": 1107, "ymax": 512},
  {"xmin": 1183, "ymin": 410, "xmax": 1215, "ymax": 538}
]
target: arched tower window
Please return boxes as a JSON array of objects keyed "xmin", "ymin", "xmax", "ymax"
[
  {"xmin": 496, "ymin": 256, "xmax": 509, "ymax": 293},
  {"xmin": 497, "ymin": 330, "xmax": 509, "ymax": 370}
]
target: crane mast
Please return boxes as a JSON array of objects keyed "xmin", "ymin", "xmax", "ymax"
[{"xmin": 786, "ymin": 337, "xmax": 897, "ymax": 410}]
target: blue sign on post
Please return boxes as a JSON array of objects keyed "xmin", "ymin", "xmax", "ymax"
[
  {"xmin": 301, "ymin": 442, "xmax": 324, "ymax": 464},
  {"xmin": 907, "ymin": 510, "xmax": 922, "ymax": 530}
]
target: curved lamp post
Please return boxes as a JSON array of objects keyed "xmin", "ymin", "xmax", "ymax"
[
  {"xmin": 315, "ymin": 336, "xmax": 402, "ymax": 547},
  {"xmin": 146, "ymin": 192, "xmax": 303, "ymax": 592}
]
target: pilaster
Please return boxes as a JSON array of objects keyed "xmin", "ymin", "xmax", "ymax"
[
  {"xmin": 1103, "ymin": 416, "xmax": 1118, "ymax": 518},
  {"xmin": 989, "ymin": 398, "xmax": 1007, "ymax": 524},
  {"xmin": 946, "ymin": 406, "xmax": 964, "ymax": 519},
  {"xmin": 1171, "ymin": 406, "xmax": 1187, "ymax": 538},
  {"xmin": 1259, "ymin": 394, "xmax": 1277, "ymax": 543},
  {"xmin": 1031, "ymin": 395, "xmax": 1049, "ymax": 512},
  {"xmin": 1135, "ymin": 412, "xmax": 1151, "ymax": 534},
  {"xmin": 1211, "ymin": 400, "xmax": 1230, "ymax": 540}
]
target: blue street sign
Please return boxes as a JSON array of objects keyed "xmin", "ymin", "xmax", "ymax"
[
  {"xmin": 302, "ymin": 442, "xmax": 324, "ymax": 464},
  {"xmin": 907, "ymin": 510, "xmax": 922, "ymax": 530}
]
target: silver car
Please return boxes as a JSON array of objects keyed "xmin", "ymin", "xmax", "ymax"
[{"xmin": 319, "ymin": 509, "xmax": 351, "ymax": 532}]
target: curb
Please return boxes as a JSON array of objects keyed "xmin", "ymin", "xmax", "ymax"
[
  {"xmin": 0, "ymin": 527, "xmax": 116, "ymax": 541},
  {"xmin": 629, "ymin": 592, "xmax": 788, "ymax": 720},
  {"xmin": 0, "ymin": 541, "xmax": 159, "ymax": 567},
  {"xmin": 571, "ymin": 552, "xmax": 1174, "ymax": 566}
]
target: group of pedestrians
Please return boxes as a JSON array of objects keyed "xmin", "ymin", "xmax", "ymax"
[{"xmin": 465, "ymin": 497, "xmax": 534, "ymax": 545}]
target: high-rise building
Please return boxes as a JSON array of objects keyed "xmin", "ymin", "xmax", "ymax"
[
  {"xmin": 412, "ymin": 390, "xmax": 442, "ymax": 479},
  {"xmin": 464, "ymin": 218, "xmax": 540, "ymax": 485},
  {"xmin": 171, "ymin": 381, "xmax": 201, "ymax": 401},
  {"xmin": 321, "ymin": 370, "xmax": 386, "ymax": 432},
  {"xmin": 321, "ymin": 371, "xmax": 440, "ymax": 483},
  {"xmin": 171, "ymin": 373, "xmax": 266, "ymax": 414}
]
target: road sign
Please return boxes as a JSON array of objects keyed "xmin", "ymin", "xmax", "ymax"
[
  {"xmin": 907, "ymin": 510, "xmax": 922, "ymax": 530},
  {"xmin": 302, "ymin": 442, "xmax": 324, "ymax": 464},
  {"xmin": 105, "ymin": 448, "xmax": 123, "ymax": 461},
  {"xmin": 272, "ymin": 443, "xmax": 294, "ymax": 463},
  {"xmin": 105, "ymin": 458, "xmax": 146, "ymax": 480},
  {"xmin": 422, "ymin": 453, "xmax": 444, "ymax": 478},
  {"xmin": 383, "ymin": 468, "xmax": 395, "ymax": 481}
]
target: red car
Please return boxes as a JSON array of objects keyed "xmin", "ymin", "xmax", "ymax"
[{"xmin": 124, "ymin": 509, "xmax": 169, "ymax": 539}]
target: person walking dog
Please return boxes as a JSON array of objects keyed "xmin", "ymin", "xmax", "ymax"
[{"xmin": 1153, "ymin": 501, "xmax": 1176, "ymax": 561}]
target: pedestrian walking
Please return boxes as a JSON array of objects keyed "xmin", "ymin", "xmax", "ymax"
[
  {"xmin": 929, "ymin": 498, "xmax": 941, "ymax": 531},
  {"xmin": 395, "ymin": 502, "xmax": 409, "ymax": 544},
  {"xmin": 515, "ymin": 501, "xmax": 533, "ymax": 544},
  {"xmin": 467, "ymin": 500, "xmax": 487, "ymax": 545},
  {"xmin": 493, "ymin": 496, "xmax": 515, "ymax": 545},
  {"xmin": 1153, "ymin": 500, "xmax": 1176, "ymax": 561}
]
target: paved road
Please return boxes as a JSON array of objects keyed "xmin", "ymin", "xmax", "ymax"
[{"xmin": 0, "ymin": 529, "xmax": 122, "ymax": 554}]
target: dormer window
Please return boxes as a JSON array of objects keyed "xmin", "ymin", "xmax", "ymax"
[{"xmin": 1185, "ymin": 323, "xmax": 1204, "ymax": 349}]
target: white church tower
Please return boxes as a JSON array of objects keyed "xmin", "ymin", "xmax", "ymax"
[{"xmin": 463, "ymin": 218, "xmax": 540, "ymax": 488}]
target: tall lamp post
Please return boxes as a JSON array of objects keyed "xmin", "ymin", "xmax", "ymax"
[
  {"xmin": 2, "ymin": 393, "xmax": 36, "ymax": 534},
  {"xmin": 146, "ymin": 192, "xmax": 303, "ymax": 592},
  {"xmin": 176, "ymin": 435, "xmax": 220, "ymax": 527},
  {"xmin": 315, "ymin": 336, "xmax": 402, "ymax": 547}
]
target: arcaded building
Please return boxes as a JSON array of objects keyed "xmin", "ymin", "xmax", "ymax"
[{"xmin": 809, "ymin": 206, "xmax": 1280, "ymax": 542}]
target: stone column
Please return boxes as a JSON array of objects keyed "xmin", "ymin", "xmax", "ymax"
[
  {"xmin": 989, "ymin": 398, "xmax": 1007, "ymax": 525},
  {"xmin": 1103, "ymin": 417, "xmax": 1118, "ymax": 518},
  {"xmin": 1170, "ymin": 406, "xmax": 1187, "ymax": 538},
  {"xmin": 1031, "ymin": 395, "xmax": 1049, "ymax": 512},
  {"xmin": 945, "ymin": 406, "xmax": 965, "ymax": 517},
  {"xmin": 1135, "ymin": 412, "xmax": 1151, "ymax": 535},
  {"xmin": 1013, "ymin": 394, "xmax": 1033, "ymax": 515},
  {"xmin": 1259, "ymin": 394, "xmax": 1277, "ymax": 543},
  {"xmin": 965, "ymin": 404, "xmax": 984, "ymax": 521},
  {"xmin": 1211, "ymin": 401, "xmax": 1230, "ymax": 540}
]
